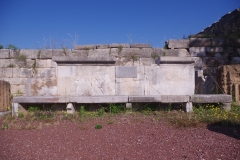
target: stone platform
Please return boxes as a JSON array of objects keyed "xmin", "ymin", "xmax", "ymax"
[{"xmin": 12, "ymin": 94, "xmax": 232, "ymax": 116}]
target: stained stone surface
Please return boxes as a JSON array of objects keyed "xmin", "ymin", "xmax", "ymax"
[{"xmin": 116, "ymin": 66, "xmax": 137, "ymax": 78}]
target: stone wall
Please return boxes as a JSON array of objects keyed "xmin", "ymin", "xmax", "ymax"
[{"xmin": 166, "ymin": 38, "xmax": 240, "ymax": 95}]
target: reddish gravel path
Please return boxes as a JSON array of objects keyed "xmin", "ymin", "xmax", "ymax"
[{"xmin": 0, "ymin": 115, "xmax": 239, "ymax": 159}]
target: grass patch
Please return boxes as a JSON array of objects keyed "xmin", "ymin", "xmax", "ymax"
[{"xmin": 95, "ymin": 124, "xmax": 102, "ymax": 129}]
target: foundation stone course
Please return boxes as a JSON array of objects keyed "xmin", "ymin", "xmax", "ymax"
[
  {"xmin": 167, "ymin": 39, "xmax": 189, "ymax": 49},
  {"xmin": 0, "ymin": 49, "xmax": 9, "ymax": 58}
]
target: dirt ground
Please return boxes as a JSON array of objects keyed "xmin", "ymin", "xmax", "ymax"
[{"xmin": 0, "ymin": 114, "xmax": 240, "ymax": 159}]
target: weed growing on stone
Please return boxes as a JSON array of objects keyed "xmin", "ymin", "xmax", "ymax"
[{"xmin": 8, "ymin": 64, "xmax": 15, "ymax": 68}]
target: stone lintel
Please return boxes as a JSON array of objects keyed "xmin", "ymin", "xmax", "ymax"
[{"xmin": 190, "ymin": 94, "xmax": 232, "ymax": 103}]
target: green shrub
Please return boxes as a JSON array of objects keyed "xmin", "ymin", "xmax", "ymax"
[
  {"xmin": 109, "ymin": 104, "xmax": 125, "ymax": 114},
  {"xmin": 0, "ymin": 44, "xmax": 3, "ymax": 49},
  {"xmin": 6, "ymin": 44, "xmax": 18, "ymax": 50},
  {"xmin": 98, "ymin": 107, "xmax": 105, "ymax": 116},
  {"xmin": 1, "ymin": 123, "xmax": 8, "ymax": 130},
  {"xmin": 79, "ymin": 106, "xmax": 86, "ymax": 117},
  {"xmin": 28, "ymin": 106, "xmax": 40, "ymax": 112},
  {"xmin": 95, "ymin": 124, "xmax": 102, "ymax": 129}
]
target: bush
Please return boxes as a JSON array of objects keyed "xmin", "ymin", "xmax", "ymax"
[
  {"xmin": 6, "ymin": 44, "xmax": 18, "ymax": 50},
  {"xmin": 109, "ymin": 104, "xmax": 125, "ymax": 114},
  {"xmin": 95, "ymin": 124, "xmax": 102, "ymax": 129},
  {"xmin": 0, "ymin": 44, "xmax": 3, "ymax": 49}
]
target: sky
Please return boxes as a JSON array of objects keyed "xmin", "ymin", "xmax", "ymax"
[{"xmin": 0, "ymin": 0, "xmax": 239, "ymax": 49}]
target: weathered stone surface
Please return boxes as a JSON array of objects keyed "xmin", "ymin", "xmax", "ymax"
[
  {"xmin": 12, "ymin": 68, "xmax": 20, "ymax": 78},
  {"xmin": 189, "ymin": 38, "xmax": 212, "ymax": 47},
  {"xmin": 229, "ymin": 57, "xmax": 240, "ymax": 64},
  {"xmin": 25, "ymin": 69, "xmax": 57, "ymax": 96},
  {"xmin": 88, "ymin": 49, "xmax": 110, "ymax": 57},
  {"xmin": 4, "ymin": 78, "xmax": 26, "ymax": 85},
  {"xmin": 116, "ymin": 66, "xmax": 137, "ymax": 78},
  {"xmin": 227, "ymin": 39, "xmax": 240, "ymax": 47},
  {"xmin": 2, "ymin": 68, "xmax": 12, "ymax": 78},
  {"xmin": 40, "ymin": 49, "xmax": 53, "ymax": 59},
  {"xmin": 97, "ymin": 44, "xmax": 109, "ymax": 49},
  {"xmin": 130, "ymin": 44, "xmax": 151, "ymax": 48},
  {"xmin": 191, "ymin": 57, "xmax": 203, "ymax": 68},
  {"xmin": 20, "ymin": 68, "xmax": 32, "ymax": 78},
  {"xmin": 13, "ymin": 96, "xmax": 68, "ymax": 103},
  {"xmin": 0, "ymin": 68, "xmax": 3, "ymax": 78},
  {"xmin": 160, "ymin": 57, "xmax": 195, "ymax": 63},
  {"xmin": 161, "ymin": 95, "xmax": 189, "ymax": 103},
  {"xmin": 165, "ymin": 49, "xmax": 190, "ymax": 57},
  {"xmin": 167, "ymin": 39, "xmax": 189, "ymax": 49},
  {"xmin": 190, "ymin": 94, "xmax": 232, "ymax": 103},
  {"xmin": 211, "ymin": 38, "xmax": 225, "ymax": 47},
  {"xmin": 0, "ymin": 59, "xmax": 11, "ymax": 67},
  {"xmin": 144, "ymin": 65, "xmax": 195, "ymax": 95},
  {"xmin": 215, "ymin": 47, "xmax": 224, "ymax": 53},
  {"xmin": 140, "ymin": 58, "xmax": 154, "ymax": 66},
  {"xmin": 19, "ymin": 49, "xmax": 32, "ymax": 59},
  {"xmin": 109, "ymin": 44, "xmax": 130, "ymax": 48},
  {"xmin": 189, "ymin": 47, "xmax": 206, "ymax": 57},
  {"xmin": 203, "ymin": 57, "xmax": 219, "ymax": 67},
  {"xmin": 52, "ymin": 49, "xmax": 68, "ymax": 56},
  {"xmin": 152, "ymin": 48, "xmax": 163, "ymax": 57},
  {"xmin": 36, "ymin": 60, "xmax": 52, "ymax": 68},
  {"xmin": 52, "ymin": 56, "xmax": 116, "ymax": 64},
  {"xmin": 116, "ymin": 66, "xmax": 145, "ymax": 95},
  {"xmin": 57, "ymin": 66, "xmax": 115, "ymax": 96},
  {"xmin": 0, "ymin": 49, "xmax": 9, "ymax": 58},
  {"xmin": 31, "ymin": 50, "xmax": 41, "ymax": 59},
  {"xmin": 110, "ymin": 48, "xmax": 119, "ymax": 56},
  {"xmin": 74, "ymin": 45, "xmax": 97, "ymax": 50},
  {"xmin": 119, "ymin": 48, "xmax": 152, "ymax": 58},
  {"xmin": 70, "ymin": 96, "xmax": 128, "ymax": 103},
  {"xmin": 71, "ymin": 50, "xmax": 88, "ymax": 57}
]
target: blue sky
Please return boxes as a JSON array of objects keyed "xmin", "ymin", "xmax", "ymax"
[{"xmin": 0, "ymin": 0, "xmax": 239, "ymax": 49}]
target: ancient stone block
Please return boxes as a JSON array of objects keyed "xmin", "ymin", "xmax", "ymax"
[
  {"xmin": 116, "ymin": 66, "xmax": 145, "ymax": 95},
  {"xmin": 116, "ymin": 66, "xmax": 137, "ymax": 78},
  {"xmin": 3, "ymin": 68, "xmax": 12, "ymax": 78},
  {"xmin": 71, "ymin": 50, "xmax": 88, "ymax": 57},
  {"xmin": 40, "ymin": 49, "xmax": 53, "ymax": 59},
  {"xmin": 74, "ymin": 45, "xmax": 97, "ymax": 50},
  {"xmin": 140, "ymin": 58, "xmax": 154, "ymax": 66},
  {"xmin": 167, "ymin": 39, "xmax": 189, "ymax": 49},
  {"xmin": 189, "ymin": 47, "xmax": 206, "ymax": 57},
  {"xmin": 215, "ymin": 47, "xmax": 224, "ymax": 53},
  {"xmin": 4, "ymin": 78, "xmax": 25, "ymax": 85},
  {"xmin": 12, "ymin": 68, "xmax": 21, "ymax": 78},
  {"xmin": 165, "ymin": 49, "xmax": 190, "ymax": 57},
  {"xmin": 191, "ymin": 57, "xmax": 203, "ymax": 68},
  {"xmin": 0, "ymin": 59, "xmax": 11, "ymax": 67},
  {"xmin": 211, "ymin": 38, "xmax": 225, "ymax": 47},
  {"xmin": 20, "ymin": 68, "xmax": 32, "ymax": 78},
  {"xmin": 130, "ymin": 44, "xmax": 151, "ymax": 48},
  {"xmin": 109, "ymin": 44, "xmax": 130, "ymax": 48},
  {"xmin": 0, "ymin": 68, "xmax": 3, "ymax": 78},
  {"xmin": 119, "ymin": 48, "xmax": 152, "ymax": 58},
  {"xmin": 97, "ymin": 44, "xmax": 109, "ymax": 49},
  {"xmin": 203, "ymin": 57, "xmax": 219, "ymax": 67},
  {"xmin": 110, "ymin": 48, "xmax": 119, "ymax": 57},
  {"xmin": 31, "ymin": 50, "xmax": 41, "ymax": 59},
  {"xmin": 19, "ymin": 49, "xmax": 32, "ymax": 59},
  {"xmin": 0, "ymin": 49, "xmax": 9, "ymax": 58},
  {"xmin": 152, "ymin": 48, "xmax": 163, "ymax": 57},
  {"xmin": 52, "ymin": 49, "xmax": 67, "ymax": 57},
  {"xmin": 189, "ymin": 38, "xmax": 212, "ymax": 47},
  {"xmin": 36, "ymin": 60, "xmax": 47, "ymax": 68},
  {"xmin": 88, "ymin": 49, "xmax": 110, "ymax": 57},
  {"xmin": 229, "ymin": 57, "xmax": 240, "ymax": 64}
]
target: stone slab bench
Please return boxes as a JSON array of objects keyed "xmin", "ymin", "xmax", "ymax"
[{"xmin": 12, "ymin": 94, "xmax": 232, "ymax": 116}]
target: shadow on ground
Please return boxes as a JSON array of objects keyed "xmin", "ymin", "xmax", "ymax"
[{"xmin": 207, "ymin": 122, "xmax": 240, "ymax": 140}]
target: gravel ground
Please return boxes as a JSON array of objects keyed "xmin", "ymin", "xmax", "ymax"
[{"xmin": 0, "ymin": 114, "xmax": 239, "ymax": 159}]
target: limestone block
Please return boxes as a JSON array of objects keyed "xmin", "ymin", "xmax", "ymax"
[
  {"xmin": 0, "ymin": 68, "xmax": 3, "ymax": 78},
  {"xmin": 189, "ymin": 38, "xmax": 212, "ymax": 47},
  {"xmin": 3, "ymin": 68, "xmax": 12, "ymax": 78},
  {"xmin": 36, "ymin": 60, "xmax": 47, "ymax": 68},
  {"xmin": 189, "ymin": 47, "xmax": 206, "ymax": 57},
  {"xmin": 71, "ymin": 50, "xmax": 88, "ymax": 57},
  {"xmin": 130, "ymin": 44, "xmax": 151, "ymax": 48},
  {"xmin": 97, "ymin": 44, "xmax": 109, "ymax": 49},
  {"xmin": 9, "ymin": 50, "xmax": 19, "ymax": 58},
  {"xmin": 88, "ymin": 49, "xmax": 110, "ymax": 57},
  {"xmin": 215, "ymin": 47, "xmax": 224, "ymax": 53},
  {"xmin": 0, "ymin": 49, "xmax": 9, "ymax": 58},
  {"xmin": 25, "ymin": 69, "xmax": 57, "ymax": 96},
  {"xmin": 119, "ymin": 48, "xmax": 152, "ymax": 58},
  {"xmin": 57, "ymin": 66, "xmax": 115, "ymax": 96},
  {"xmin": 165, "ymin": 49, "xmax": 190, "ymax": 57},
  {"xmin": 46, "ymin": 60, "xmax": 54, "ymax": 68},
  {"xmin": 211, "ymin": 38, "xmax": 225, "ymax": 47},
  {"xmin": 10, "ymin": 59, "xmax": 24, "ymax": 68},
  {"xmin": 53, "ymin": 49, "xmax": 72, "ymax": 56},
  {"xmin": 19, "ymin": 49, "xmax": 32, "ymax": 59},
  {"xmin": 4, "ymin": 78, "xmax": 26, "ymax": 85},
  {"xmin": 140, "ymin": 58, "xmax": 154, "ymax": 66},
  {"xmin": 218, "ymin": 57, "xmax": 228, "ymax": 65},
  {"xmin": 25, "ymin": 59, "xmax": 35, "ymax": 68},
  {"xmin": 12, "ymin": 68, "xmax": 21, "ymax": 78},
  {"xmin": 152, "ymin": 48, "xmax": 163, "ymax": 57},
  {"xmin": 203, "ymin": 57, "xmax": 219, "ymax": 67},
  {"xmin": 31, "ymin": 50, "xmax": 41, "ymax": 59},
  {"xmin": 20, "ymin": 68, "xmax": 32, "ymax": 78},
  {"xmin": 167, "ymin": 39, "xmax": 189, "ymax": 49},
  {"xmin": 109, "ymin": 43, "xmax": 130, "ymax": 48},
  {"xmin": 144, "ymin": 65, "xmax": 195, "ymax": 95},
  {"xmin": 227, "ymin": 39, "xmax": 240, "ymax": 47},
  {"xmin": 116, "ymin": 66, "xmax": 145, "ymax": 95},
  {"xmin": 110, "ymin": 48, "xmax": 119, "ymax": 57},
  {"xmin": 229, "ymin": 57, "xmax": 240, "ymax": 64},
  {"xmin": 0, "ymin": 59, "xmax": 11, "ymax": 67},
  {"xmin": 192, "ymin": 57, "xmax": 203, "ymax": 68},
  {"xmin": 74, "ymin": 45, "xmax": 97, "ymax": 50},
  {"xmin": 40, "ymin": 49, "xmax": 52, "ymax": 59}
]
